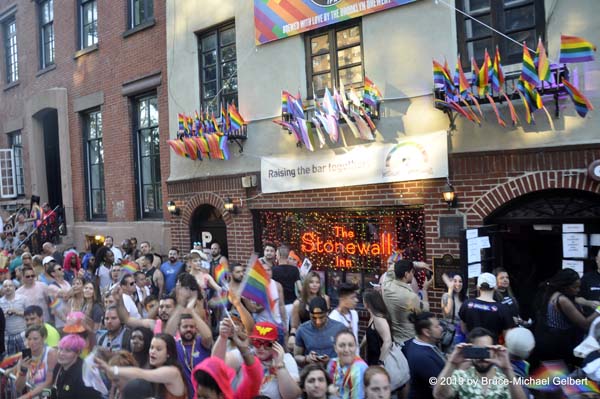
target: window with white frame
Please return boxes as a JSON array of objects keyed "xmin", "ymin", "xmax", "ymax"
[
  {"xmin": 8, "ymin": 132, "xmax": 24, "ymax": 196},
  {"xmin": 79, "ymin": 0, "xmax": 98, "ymax": 49},
  {"xmin": 4, "ymin": 17, "xmax": 18, "ymax": 83}
]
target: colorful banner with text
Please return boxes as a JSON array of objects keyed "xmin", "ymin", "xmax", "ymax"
[{"xmin": 254, "ymin": 0, "xmax": 418, "ymax": 45}]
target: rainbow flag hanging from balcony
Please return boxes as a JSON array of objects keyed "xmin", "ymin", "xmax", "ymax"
[
  {"xmin": 520, "ymin": 42, "xmax": 539, "ymax": 86},
  {"xmin": 562, "ymin": 79, "xmax": 594, "ymax": 117},
  {"xmin": 363, "ymin": 76, "xmax": 382, "ymax": 107},
  {"xmin": 559, "ymin": 34, "xmax": 596, "ymax": 63},
  {"xmin": 536, "ymin": 39, "xmax": 551, "ymax": 83}
]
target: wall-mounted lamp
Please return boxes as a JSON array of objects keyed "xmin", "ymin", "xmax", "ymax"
[
  {"xmin": 167, "ymin": 201, "xmax": 180, "ymax": 216},
  {"xmin": 442, "ymin": 181, "xmax": 457, "ymax": 208},
  {"xmin": 224, "ymin": 198, "xmax": 238, "ymax": 214}
]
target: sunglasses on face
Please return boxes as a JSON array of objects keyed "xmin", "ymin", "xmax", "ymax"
[
  {"xmin": 24, "ymin": 275, "xmax": 35, "ymax": 279},
  {"xmin": 252, "ymin": 340, "xmax": 273, "ymax": 349},
  {"xmin": 128, "ymin": 282, "xmax": 135, "ymax": 286}
]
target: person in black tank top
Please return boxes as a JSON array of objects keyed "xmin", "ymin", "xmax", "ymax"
[{"xmin": 362, "ymin": 289, "xmax": 393, "ymax": 365}]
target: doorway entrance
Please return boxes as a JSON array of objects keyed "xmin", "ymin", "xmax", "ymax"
[
  {"xmin": 189, "ymin": 204, "xmax": 228, "ymax": 257},
  {"xmin": 484, "ymin": 189, "xmax": 600, "ymax": 319},
  {"xmin": 38, "ymin": 109, "xmax": 63, "ymax": 208}
]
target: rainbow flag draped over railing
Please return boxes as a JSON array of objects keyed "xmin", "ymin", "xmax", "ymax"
[
  {"xmin": 559, "ymin": 34, "xmax": 596, "ymax": 63},
  {"xmin": 536, "ymin": 38, "xmax": 551, "ymax": 83},
  {"xmin": 520, "ymin": 42, "xmax": 539, "ymax": 86},
  {"xmin": 363, "ymin": 77, "xmax": 382, "ymax": 107},
  {"xmin": 239, "ymin": 255, "xmax": 273, "ymax": 314}
]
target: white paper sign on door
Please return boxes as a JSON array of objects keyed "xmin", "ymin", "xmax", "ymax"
[{"xmin": 562, "ymin": 233, "xmax": 587, "ymax": 258}]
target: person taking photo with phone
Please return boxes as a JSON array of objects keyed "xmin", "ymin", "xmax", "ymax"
[
  {"xmin": 432, "ymin": 327, "xmax": 526, "ymax": 399},
  {"xmin": 14, "ymin": 325, "xmax": 57, "ymax": 399}
]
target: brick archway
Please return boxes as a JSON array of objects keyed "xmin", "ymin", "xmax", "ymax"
[
  {"xmin": 465, "ymin": 170, "xmax": 600, "ymax": 221},
  {"xmin": 181, "ymin": 192, "xmax": 233, "ymax": 227}
]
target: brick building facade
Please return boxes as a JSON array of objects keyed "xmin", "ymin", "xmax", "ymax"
[{"xmin": 0, "ymin": 0, "xmax": 170, "ymax": 251}]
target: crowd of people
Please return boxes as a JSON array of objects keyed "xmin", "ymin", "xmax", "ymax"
[{"xmin": 0, "ymin": 216, "xmax": 599, "ymax": 398}]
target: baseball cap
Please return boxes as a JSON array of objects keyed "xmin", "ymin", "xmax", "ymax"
[
  {"xmin": 308, "ymin": 296, "xmax": 328, "ymax": 313},
  {"xmin": 249, "ymin": 322, "xmax": 279, "ymax": 341},
  {"xmin": 42, "ymin": 256, "xmax": 56, "ymax": 266},
  {"xmin": 505, "ymin": 327, "xmax": 535, "ymax": 359},
  {"xmin": 477, "ymin": 272, "xmax": 496, "ymax": 289}
]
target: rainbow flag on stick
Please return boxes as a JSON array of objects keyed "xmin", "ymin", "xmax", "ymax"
[
  {"xmin": 363, "ymin": 76, "xmax": 382, "ymax": 107},
  {"xmin": 121, "ymin": 259, "xmax": 140, "ymax": 274},
  {"xmin": 213, "ymin": 262, "xmax": 228, "ymax": 285},
  {"xmin": 521, "ymin": 42, "xmax": 540, "ymax": 87},
  {"xmin": 562, "ymin": 78, "xmax": 594, "ymax": 118},
  {"xmin": 0, "ymin": 352, "xmax": 21, "ymax": 369},
  {"xmin": 559, "ymin": 34, "xmax": 596, "ymax": 63},
  {"xmin": 536, "ymin": 38, "xmax": 551, "ymax": 83},
  {"xmin": 239, "ymin": 255, "xmax": 273, "ymax": 314}
]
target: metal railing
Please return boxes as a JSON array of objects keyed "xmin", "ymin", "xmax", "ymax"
[
  {"xmin": 13, "ymin": 205, "xmax": 65, "ymax": 253},
  {"xmin": 0, "ymin": 367, "xmax": 34, "ymax": 399}
]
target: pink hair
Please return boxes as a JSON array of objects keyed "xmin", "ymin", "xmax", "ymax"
[
  {"xmin": 63, "ymin": 251, "xmax": 81, "ymax": 273},
  {"xmin": 58, "ymin": 334, "xmax": 86, "ymax": 352}
]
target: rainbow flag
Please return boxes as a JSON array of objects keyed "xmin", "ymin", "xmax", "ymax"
[
  {"xmin": 456, "ymin": 55, "xmax": 470, "ymax": 95},
  {"xmin": 215, "ymin": 289, "xmax": 229, "ymax": 308},
  {"xmin": 0, "ymin": 352, "xmax": 21, "ymax": 369},
  {"xmin": 213, "ymin": 262, "xmax": 228, "ymax": 285},
  {"xmin": 536, "ymin": 39, "xmax": 551, "ymax": 83},
  {"xmin": 49, "ymin": 297, "xmax": 62, "ymax": 310},
  {"xmin": 471, "ymin": 57, "xmax": 480, "ymax": 87},
  {"xmin": 527, "ymin": 361, "xmax": 568, "ymax": 392},
  {"xmin": 167, "ymin": 139, "xmax": 188, "ymax": 158},
  {"xmin": 239, "ymin": 255, "xmax": 273, "ymax": 313},
  {"xmin": 563, "ymin": 78, "xmax": 594, "ymax": 117},
  {"xmin": 228, "ymin": 104, "xmax": 245, "ymax": 131},
  {"xmin": 433, "ymin": 60, "xmax": 452, "ymax": 89},
  {"xmin": 121, "ymin": 259, "xmax": 140, "ymax": 274},
  {"xmin": 282, "ymin": 91, "xmax": 290, "ymax": 114},
  {"xmin": 363, "ymin": 76, "xmax": 382, "ymax": 107},
  {"xmin": 563, "ymin": 379, "xmax": 600, "ymax": 396},
  {"xmin": 520, "ymin": 42, "xmax": 539, "ymax": 86},
  {"xmin": 559, "ymin": 34, "xmax": 596, "ymax": 63},
  {"xmin": 490, "ymin": 47, "xmax": 504, "ymax": 93},
  {"xmin": 477, "ymin": 49, "xmax": 490, "ymax": 97},
  {"xmin": 219, "ymin": 135, "xmax": 230, "ymax": 160},
  {"xmin": 178, "ymin": 113, "xmax": 185, "ymax": 134}
]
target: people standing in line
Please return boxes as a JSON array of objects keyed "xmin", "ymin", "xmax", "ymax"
[
  {"xmin": 383, "ymin": 259, "xmax": 430, "ymax": 345},
  {"xmin": 161, "ymin": 247, "xmax": 184, "ymax": 295},
  {"xmin": 361, "ymin": 289, "xmax": 392, "ymax": 366}
]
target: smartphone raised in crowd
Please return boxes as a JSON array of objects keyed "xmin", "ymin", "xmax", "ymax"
[
  {"xmin": 462, "ymin": 346, "xmax": 490, "ymax": 359},
  {"xmin": 21, "ymin": 348, "xmax": 32, "ymax": 359}
]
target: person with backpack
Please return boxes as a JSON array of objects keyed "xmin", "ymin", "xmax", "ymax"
[{"xmin": 98, "ymin": 306, "xmax": 131, "ymax": 352}]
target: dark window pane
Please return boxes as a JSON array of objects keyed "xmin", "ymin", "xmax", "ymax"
[
  {"xmin": 504, "ymin": 0, "xmax": 531, "ymax": 6},
  {"xmin": 465, "ymin": 14, "xmax": 491, "ymax": 38},
  {"xmin": 312, "ymin": 54, "xmax": 330, "ymax": 73},
  {"xmin": 313, "ymin": 73, "xmax": 332, "ymax": 93},
  {"xmin": 506, "ymin": 29, "xmax": 536, "ymax": 58},
  {"xmin": 504, "ymin": 5, "xmax": 535, "ymax": 31},
  {"xmin": 203, "ymin": 50, "xmax": 217, "ymax": 66},
  {"xmin": 221, "ymin": 27, "xmax": 235, "ymax": 46},
  {"xmin": 464, "ymin": 0, "xmax": 490, "ymax": 13},
  {"xmin": 336, "ymin": 26, "xmax": 360, "ymax": 47},
  {"xmin": 202, "ymin": 34, "xmax": 217, "ymax": 51},
  {"xmin": 337, "ymin": 45, "xmax": 361, "ymax": 67},
  {"xmin": 204, "ymin": 66, "xmax": 217, "ymax": 81},
  {"xmin": 311, "ymin": 35, "xmax": 329, "ymax": 55},
  {"xmin": 222, "ymin": 44, "xmax": 236, "ymax": 62},
  {"xmin": 203, "ymin": 82, "xmax": 217, "ymax": 98},
  {"xmin": 222, "ymin": 62, "xmax": 236, "ymax": 79},
  {"xmin": 339, "ymin": 65, "xmax": 363, "ymax": 86},
  {"xmin": 467, "ymin": 38, "xmax": 493, "ymax": 63}
]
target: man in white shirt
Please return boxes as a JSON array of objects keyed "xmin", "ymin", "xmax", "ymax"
[
  {"xmin": 328, "ymin": 282, "xmax": 359, "ymax": 347},
  {"xmin": 120, "ymin": 274, "xmax": 141, "ymax": 319},
  {"xmin": 105, "ymin": 235, "xmax": 123, "ymax": 263}
]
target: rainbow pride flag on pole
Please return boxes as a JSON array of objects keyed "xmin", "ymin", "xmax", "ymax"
[
  {"xmin": 562, "ymin": 79, "xmax": 594, "ymax": 118},
  {"xmin": 239, "ymin": 255, "xmax": 273, "ymax": 314},
  {"xmin": 559, "ymin": 34, "xmax": 596, "ymax": 63},
  {"xmin": 521, "ymin": 42, "xmax": 539, "ymax": 86},
  {"xmin": 213, "ymin": 262, "xmax": 228, "ymax": 285},
  {"xmin": 363, "ymin": 76, "xmax": 382, "ymax": 107},
  {"xmin": 121, "ymin": 259, "xmax": 140, "ymax": 274}
]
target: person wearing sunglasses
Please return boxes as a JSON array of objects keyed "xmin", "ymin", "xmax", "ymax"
[
  {"xmin": 120, "ymin": 274, "xmax": 142, "ymax": 319},
  {"xmin": 47, "ymin": 261, "xmax": 72, "ymax": 331},
  {"xmin": 249, "ymin": 322, "xmax": 301, "ymax": 399}
]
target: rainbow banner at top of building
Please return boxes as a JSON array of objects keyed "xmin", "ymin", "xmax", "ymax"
[{"xmin": 254, "ymin": 0, "xmax": 418, "ymax": 45}]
